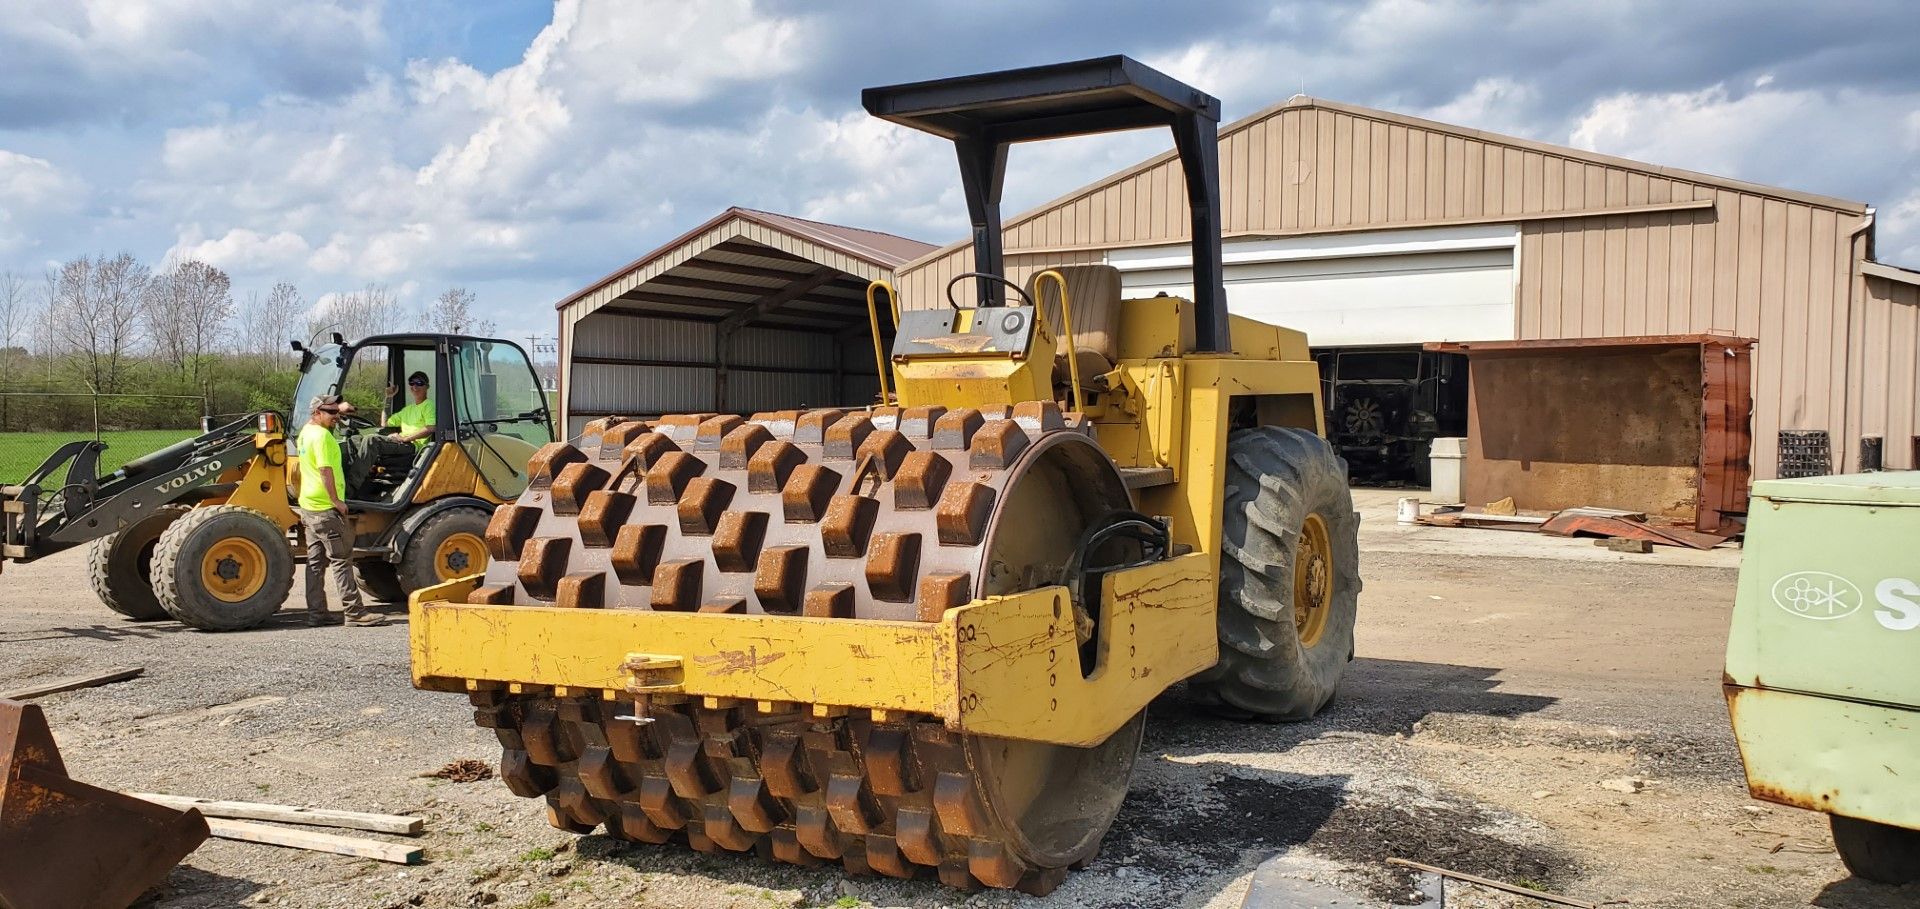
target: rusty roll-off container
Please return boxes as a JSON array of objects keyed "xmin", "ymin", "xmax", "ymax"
[
  {"xmin": 1726, "ymin": 471, "xmax": 1920, "ymax": 883},
  {"xmin": 1428, "ymin": 334, "xmax": 1752, "ymax": 533}
]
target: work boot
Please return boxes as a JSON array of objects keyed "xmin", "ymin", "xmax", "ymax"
[
  {"xmin": 345, "ymin": 612, "xmax": 389, "ymax": 628},
  {"xmin": 306, "ymin": 611, "xmax": 343, "ymax": 627}
]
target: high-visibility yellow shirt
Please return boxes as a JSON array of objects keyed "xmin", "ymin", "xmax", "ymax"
[
  {"xmin": 391, "ymin": 399, "xmax": 436, "ymax": 449},
  {"xmin": 296, "ymin": 422, "xmax": 343, "ymax": 512}
]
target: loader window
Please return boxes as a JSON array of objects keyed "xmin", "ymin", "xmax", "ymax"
[
  {"xmin": 450, "ymin": 341, "xmax": 554, "ymax": 499},
  {"xmin": 290, "ymin": 344, "xmax": 347, "ymax": 439}
]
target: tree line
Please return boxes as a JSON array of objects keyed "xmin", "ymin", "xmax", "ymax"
[{"xmin": 0, "ymin": 253, "xmax": 504, "ymax": 433}]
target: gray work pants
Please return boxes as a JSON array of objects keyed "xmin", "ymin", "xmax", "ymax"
[{"xmin": 299, "ymin": 508, "xmax": 366, "ymax": 616}]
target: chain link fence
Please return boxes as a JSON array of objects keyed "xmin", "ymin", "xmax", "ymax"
[{"xmin": 0, "ymin": 392, "xmax": 207, "ymax": 483}]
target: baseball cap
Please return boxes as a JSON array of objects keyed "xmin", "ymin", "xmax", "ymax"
[{"xmin": 310, "ymin": 394, "xmax": 353, "ymax": 414}]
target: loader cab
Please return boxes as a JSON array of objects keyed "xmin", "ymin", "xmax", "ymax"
[{"xmin": 289, "ymin": 333, "xmax": 554, "ymax": 506}]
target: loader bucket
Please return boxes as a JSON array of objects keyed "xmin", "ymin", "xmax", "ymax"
[{"xmin": 0, "ymin": 699, "xmax": 209, "ymax": 909}]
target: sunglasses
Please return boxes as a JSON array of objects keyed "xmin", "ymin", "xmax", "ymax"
[{"xmin": 407, "ymin": 379, "xmax": 428, "ymax": 387}]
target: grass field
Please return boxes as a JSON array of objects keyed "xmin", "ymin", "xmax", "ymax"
[{"xmin": 0, "ymin": 429, "xmax": 198, "ymax": 482}]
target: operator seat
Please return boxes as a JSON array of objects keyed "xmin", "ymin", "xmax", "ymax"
[{"xmin": 1027, "ymin": 264, "xmax": 1124, "ymax": 402}]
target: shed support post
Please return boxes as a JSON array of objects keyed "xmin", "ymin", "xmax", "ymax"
[{"xmin": 714, "ymin": 330, "xmax": 730, "ymax": 412}]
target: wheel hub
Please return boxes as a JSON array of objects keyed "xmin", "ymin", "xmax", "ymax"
[
  {"xmin": 200, "ymin": 537, "xmax": 268, "ymax": 603},
  {"xmin": 435, "ymin": 532, "xmax": 487, "ymax": 581},
  {"xmin": 1293, "ymin": 512, "xmax": 1334, "ymax": 647}
]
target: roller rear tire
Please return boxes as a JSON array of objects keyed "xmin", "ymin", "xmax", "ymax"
[
  {"xmin": 88, "ymin": 504, "xmax": 192, "ymax": 621},
  {"xmin": 151, "ymin": 505, "xmax": 294, "ymax": 632},
  {"xmin": 1188, "ymin": 426, "xmax": 1361, "ymax": 720}
]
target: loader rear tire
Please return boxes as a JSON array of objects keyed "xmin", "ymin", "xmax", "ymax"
[
  {"xmin": 151, "ymin": 505, "xmax": 294, "ymax": 631},
  {"xmin": 1832, "ymin": 814, "xmax": 1920, "ymax": 884},
  {"xmin": 395, "ymin": 507, "xmax": 490, "ymax": 594},
  {"xmin": 88, "ymin": 504, "xmax": 192, "ymax": 621},
  {"xmin": 1189, "ymin": 426, "xmax": 1361, "ymax": 721}
]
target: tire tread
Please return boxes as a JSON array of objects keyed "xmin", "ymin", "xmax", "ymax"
[{"xmin": 1188, "ymin": 426, "xmax": 1361, "ymax": 721}]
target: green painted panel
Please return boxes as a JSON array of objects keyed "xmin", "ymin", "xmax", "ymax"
[
  {"xmin": 1727, "ymin": 686, "xmax": 1920, "ymax": 830},
  {"xmin": 1753, "ymin": 469, "xmax": 1920, "ymax": 507},
  {"xmin": 1728, "ymin": 492, "xmax": 1920, "ymax": 705},
  {"xmin": 1730, "ymin": 477, "xmax": 1920, "ymax": 830}
]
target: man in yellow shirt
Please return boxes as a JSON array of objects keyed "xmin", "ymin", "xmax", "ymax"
[
  {"xmin": 297, "ymin": 395, "xmax": 385, "ymax": 627},
  {"xmin": 384, "ymin": 371, "xmax": 437, "ymax": 449}
]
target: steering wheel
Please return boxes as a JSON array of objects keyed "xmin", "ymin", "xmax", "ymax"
[
  {"xmin": 945, "ymin": 272, "xmax": 1035, "ymax": 310},
  {"xmin": 339, "ymin": 413, "xmax": 377, "ymax": 434}
]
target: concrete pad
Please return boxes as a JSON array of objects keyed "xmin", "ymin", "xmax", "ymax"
[{"xmin": 1350, "ymin": 486, "xmax": 1742, "ymax": 569}]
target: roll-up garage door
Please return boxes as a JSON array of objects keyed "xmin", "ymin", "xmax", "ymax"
[{"xmin": 1109, "ymin": 226, "xmax": 1518, "ymax": 346}]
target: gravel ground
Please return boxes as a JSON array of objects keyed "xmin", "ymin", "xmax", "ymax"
[{"xmin": 0, "ymin": 510, "xmax": 1915, "ymax": 909}]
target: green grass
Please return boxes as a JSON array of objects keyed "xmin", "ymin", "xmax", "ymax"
[
  {"xmin": 0, "ymin": 429, "xmax": 198, "ymax": 482},
  {"xmin": 519, "ymin": 846, "xmax": 557, "ymax": 862}
]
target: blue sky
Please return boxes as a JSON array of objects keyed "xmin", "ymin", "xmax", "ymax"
[{"xmin": 3, "ymin": 0, "xmax": 1918, "ymax": 341}]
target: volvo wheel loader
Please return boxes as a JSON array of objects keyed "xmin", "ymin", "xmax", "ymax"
[
  {"xmin": 0, "ymin": 333, "xmax": 553, "ymax": 631},
  {"xmin": 409, "ymin": 56, "xmax": 1361, "ymax": 894}
]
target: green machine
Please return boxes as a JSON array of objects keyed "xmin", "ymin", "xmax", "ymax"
[{"xmin": 1726, "ymin": 471, "xmax": 1920, "ymax": 884}]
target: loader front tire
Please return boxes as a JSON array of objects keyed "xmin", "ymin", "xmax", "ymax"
[
  {"xmin": 151, "ymin": 505, "xmax": 294, "ymax": 631},
  {"xmin": 1189, "ymin": 426, "xmax": 1361, "ymax": 721},
  {"xmin": 88, "ymin": 504, "xmax": 192, "ymax": 621}
]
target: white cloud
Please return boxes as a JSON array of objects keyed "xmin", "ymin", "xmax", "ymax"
[
  {"xmin": 1883, "ymin": 190, "xmax": 1920, "ymax": 265},
  {"xmin": 1418, "ymin": 78, "xmax": 1540, "ymax": 138},
  {"xmin": 0, "ymin": 150, "xmax": 85, "ymax": 254},
  {"xmin": 166, "ymin": 226, "xmax": 310, "ymax": 273},
  {"xmin": 0, "ymin": 0, "xmax": 384, "ymax": 126},
  {"xmin": 1568, "ymin": 83, "xmax": 1821, "ymax": 177},
  {"xmin": 128, "ymin": 0, "xmax": 826, "ymax": 310}
]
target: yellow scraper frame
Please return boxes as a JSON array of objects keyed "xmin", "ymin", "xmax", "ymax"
[{"xmin": 413, "ymin": 551, "xmax": 1214, "ymax": 748}]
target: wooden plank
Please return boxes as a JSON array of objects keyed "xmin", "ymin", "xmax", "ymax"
[
  {"xmin": 130, "ymin": 793, "xmax": 424, "ymax": 836},
  {"xmin": 2, "ymin": 666, "xmax": 142, "ymax": 700},
  {"xmin": 1457, "ymin": 512, "xmax": 1550, "ymax": 524},
  {"xmin": 205, "ymin": 818, "xmax": 422, "ymax": 865}
]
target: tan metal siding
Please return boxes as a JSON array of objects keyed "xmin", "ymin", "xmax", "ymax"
[
  {"xmin": 893, "ymin": 98, "xmax": 1884, "ymax": 479},
  {"xmin": 1850, "ymin": 269, "xmax": 1920, "ymax": 471}
]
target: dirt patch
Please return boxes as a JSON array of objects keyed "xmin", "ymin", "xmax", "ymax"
[{"xmin": 1104, "ymin": 772, "xmax": 1577, "ymax": 906}]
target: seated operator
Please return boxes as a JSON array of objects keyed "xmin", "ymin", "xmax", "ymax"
[
  {"xmin": 341, "ymin": 370, "xmax": 436, "ymax": 499},
  {"xmin": 384, "ymin": 371, "xmax": 437, "ymax": 448}
]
